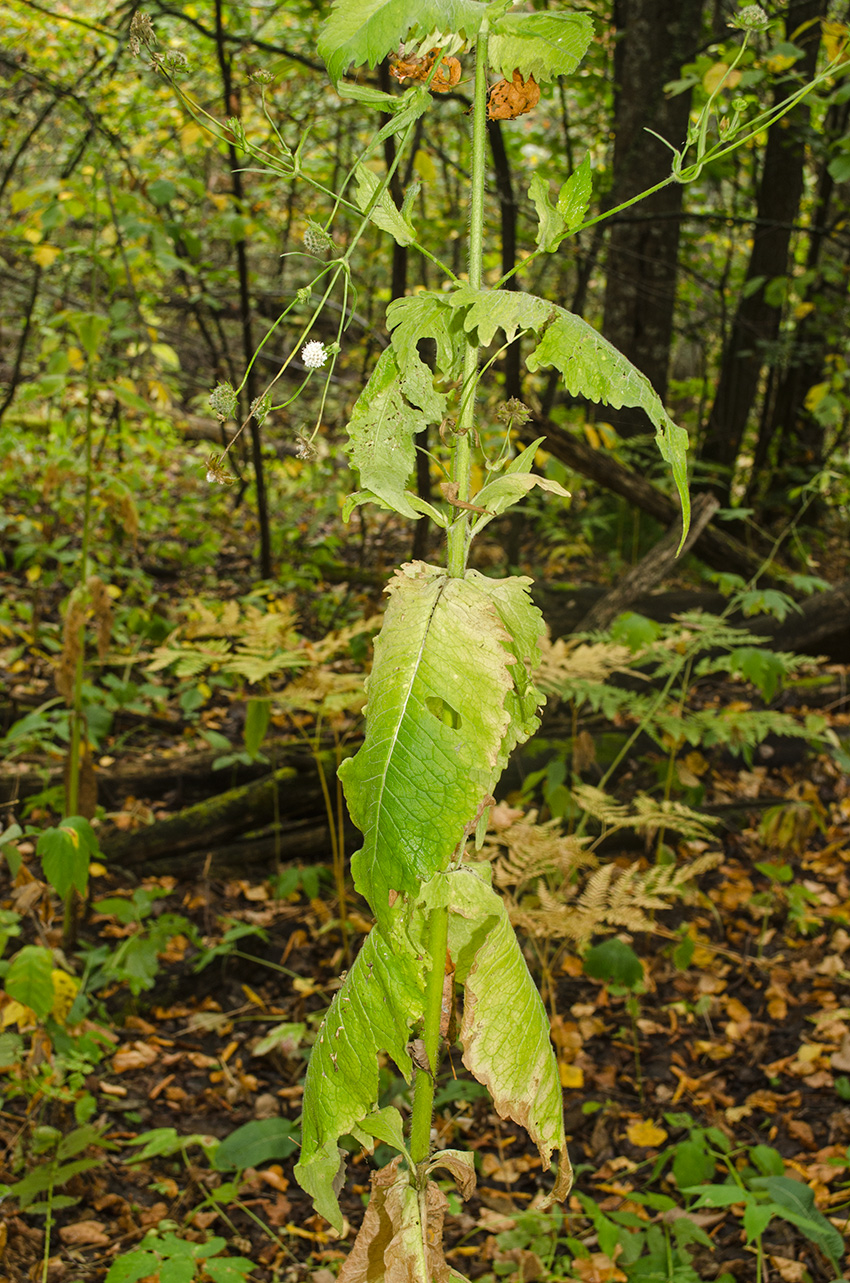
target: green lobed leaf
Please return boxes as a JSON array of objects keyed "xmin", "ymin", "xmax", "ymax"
[
  {"xmin": 557, "ymin": 154, "xmax": 593, "ymax": 230},
  {"xmin": 294, "ymin": 925, "xmax": 424, "ymax": 1231},
  {"xmin": 387, "ymin": 292, "xmax": 466, "ymax": 380},
  {"xmin": 318, "ymin": 0, "xmax": 486, "ymax": 83},
  {"xmin": 353, "ymin": 164, "xmax": 416, "ymax": 246},
  {"xmin": 421, "ymin": 867, "xmax": 571, "ymax": 1204},
  {"xmin": 338, "ymin": 564, "xmax": 540, "ymax": 925},
  {"xmin": 344, "ymin": 348, "xmax": 446, "ymax": 520},
  {"xmin": 529, "ymin": 158, "xmax": 593, "ymax": 252},
  {"xmin": 448, "ymin": 286, "xmax": 690, "ymax": 544},
  {"xmin": 488, "ymin": 12, "xmax": 594, "ymax": 82},
  {"xmin": 528, "ymin": 173, "xmax": 569, "ymax": 253}
]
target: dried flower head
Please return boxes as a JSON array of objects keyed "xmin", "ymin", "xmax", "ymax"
[
  {"xmin": 498, "ymin": 398, "xmax": 532, "ymax": 426},
  {"xmin": 129, "ymin": 11, "xmax": 157, "ymax": 58},
  {"xmin": 295, "ymin": 435, "xmax": 317, "ymax": 461},
  {"xmin": 303, "ymin": 221, "xmax": 333, "ymax": 257},
  {"xmin": 250, "ymin": 69, "xmax": 274, "ymax": 84},
  {"xmin": 205, "ymin": 452, "xmax": 235, "ymax": 485},
  {"xmin": 209, "ymin": 380, "xmax": 238, "ymax": 421},
  {"xmin": 301, "ymin": 341, "xmax": 328, "ymax": 370},
  {"xmin": 729, "ymin": 5, "xmax": 769, "ymax": 32}
]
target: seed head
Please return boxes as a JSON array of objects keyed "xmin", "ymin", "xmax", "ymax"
[
  {"xmin": 730, "ymin": 5, "xmax": 769, "ymax": 32},
  {"xmin": 303, "ymin": 221, "xmax": 333, "ymax": 257},
  {"xmin": 209, "ymin": 380, "xmax": 237, "ymax": 421},
  {"xmin": 129, "ymin": 11, "xmax": 157, "ymax": 58},
  {"xmin": 301, "ymin": 341, "xmax": 328, "ymax": 370}
]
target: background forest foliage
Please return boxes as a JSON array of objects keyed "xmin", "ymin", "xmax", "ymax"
[{"xmin": 2, "ymin": 1, "xmax": 850, "ymax": 1282}]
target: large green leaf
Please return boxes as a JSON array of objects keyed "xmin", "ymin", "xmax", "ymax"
[
  {"xmin": 422, "ymin": 867, "xmax": 572, "ymax": 1204},
  {"xmin": 488, "ymin": 12, "xmax": 594, "ymax": 83},
  {"xmin": 386, "ymin": 292, "xmax": 465, "ymax": 380},
  {"xmin": 339, "ymin": 564, "xmax": 541, "ymax": 926},
  {"xmin": 4, "ymin": 945, "xmax": 54, "ymax": 1019},
  {"xmin": 448, "ymin": 286, "xmax": 690, "ymax": 544},
  {"xmin": 345, "ymin": 348, "xmax": 445, "ymax": 519},
  {"xmin": 318, "ymin": 0, "xmax": 486, "ymax": 83},
  {"xmin": 37, "ymin": 815, "xmax": 99, "ymax": 899},
  {"xmin": 294, "ymin": 926, "xmax": 424, "ymax": 1231}
]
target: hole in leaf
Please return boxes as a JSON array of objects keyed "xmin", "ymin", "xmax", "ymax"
[{"xmin": 425, "ymin": 696, "xmax": 462, "ymax": 730}]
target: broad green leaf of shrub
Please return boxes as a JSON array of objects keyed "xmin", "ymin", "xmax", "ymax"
[
  {"xmin": 421, "ymin": 867, "xmax": 571, "ymax": 1204},
  {"xmin": 344, "ymin": 348, "xmax": 445, "ymax": 520},
  {"xmin": 4, "ymin": 945, "xmax": 54, "ymax": 1019},
  {"xmin": 749, "ymin": 1176, "xmax": 844, "ymax": 1270},
  {"xmin": 448, "ymin": 286, "xmax": 690, "ymax": 544},
  {"xmin": 212, "ymin": 1119, "xmax": 299, "ymax": 1171},
  {"xmin": 488, "ymin": 12, "xmax": 594, "ymax": 84},
  {"xmin": 339, "ymin": 564, "xmax": 541, "ymax": 924},
  {"xmin": 319, "ymin": 0, "xmax": 486, "ymax": 83},
  {"xmin": 37, "ymin": 815, "xmax": 98, "ymax": 899},
  {"xmin": 584, "ymin": 937, "xmax": 644, "ymax": 989},
  {"xmin": 294, "ymin": 925, "xmax": 425, "ymax": 1232}
]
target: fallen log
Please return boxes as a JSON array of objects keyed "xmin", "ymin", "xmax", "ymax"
[
  {"xmin": 100, "ymin": 748, "xmax": 349, "ymax": 868},
  {"xmin": 576, "ymin": 493, "xmax": 720, "ymax": 632},
  {"xmin": 535, "ymin": 419, "xmax": 785, "ymax": 585}
]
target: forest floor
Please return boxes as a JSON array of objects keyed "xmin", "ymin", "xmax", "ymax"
[{"xmin": 2, "ymin": 693, "xmax": 850, "ymax": 1283}]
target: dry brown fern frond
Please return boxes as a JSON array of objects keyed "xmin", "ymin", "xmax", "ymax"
[
  {"xmin": 536, "ymin": 635, "xmax": 634, "ymax": 694},
  {"xmin": 629, "ymin": 795, "xmax": 718, "ymax": 842},
  {"xmin": 501, "ymin": 849, "xmax": 722, "ymax": 948},
  {"xmin": 483, "ymin": 813, "xmax": 592, "ymax": 891}
]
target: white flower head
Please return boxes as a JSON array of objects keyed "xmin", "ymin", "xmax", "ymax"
[{"xmin": 301, "ymin": 340, "xmax": 327, "ymax": 370}]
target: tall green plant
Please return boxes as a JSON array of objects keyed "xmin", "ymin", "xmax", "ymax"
[
  {"xmin": 287, "ymin": 3, "xmax": 693, "ymax": 1274},
  {"xmin": 128, "ymin": 0, "xmax": 849, "ymax": 1274}
]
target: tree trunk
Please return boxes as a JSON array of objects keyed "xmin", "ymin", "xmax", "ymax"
[
  {"xmin": 700, "ymin": 0, "xmax": 827, "ymax": 502},
  {"xmin": 601, "ymin": 0, "xmax": 704, "ymax": 437}
]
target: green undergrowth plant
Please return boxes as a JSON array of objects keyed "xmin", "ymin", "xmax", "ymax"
[{"xmin": 122, "ymin": 1, "xmax": 850, "ymax": 1278}]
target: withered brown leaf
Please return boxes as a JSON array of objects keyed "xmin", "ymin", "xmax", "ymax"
[{"xmin": 487, "ymin": 69, "xmax": 540, "ymax": 121}]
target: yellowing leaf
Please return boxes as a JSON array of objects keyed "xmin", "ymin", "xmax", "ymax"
[
  {"xmin": 32, "ymin": 245, "xmax": 60, "ymax": 268},
  {"xmin": 793, "ymin": 301, "xmax": 815, "ymax": 321},
  {"xmin": 25, "ymin": 565, "xmax": 42, "ymax": 584},
  {"xmin": 766, "ymin": 53, "xmax": 797, "ymax": 74},
  {"xmin": 151, "ymin": 342, "xmax": 181, "ymax": 370},
  {"xmin": 51, "ymin": 970, "xmax": 80, "ymax": 1024},
  {"xmin": 1, "ymin": 999, "xmax": 37, "ymax": 1029},
  {"xmin": 23, "ymin": 227, "xmax": 43, "ymax": 245},
  {"xmin": 702, "ymin": 63, "xmax": 741, "ymax": 94},
  {"xmin": 89, "ymin": 861, "xmax": 108, "ymax": 877},
  {"xmin": 823, "ymin": 20, "xmax": 848, "ymax": 62},
  {"xmin": 805, "ymin": 381, "xmax": 829, "ymax": 411},
  {"xmin": 560, "ymin": 1062, "xmax": 584, "ymax": 1088},
  {"xmin": 626, "ymin": 1119, "xmax": 668, "ymax": 1147}
]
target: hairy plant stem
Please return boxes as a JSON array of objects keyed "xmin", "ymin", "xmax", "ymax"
[
  {"xmin": 409, "ymin": 895, "xmax": 449, "ymax": 1170},
  {"xmin": 447, "ymin": 27, "xmax": 488, "ymax": 580},
  {"xmin": 409, "ymin": 30, "xmax": 491, "ymax": 1183}
]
